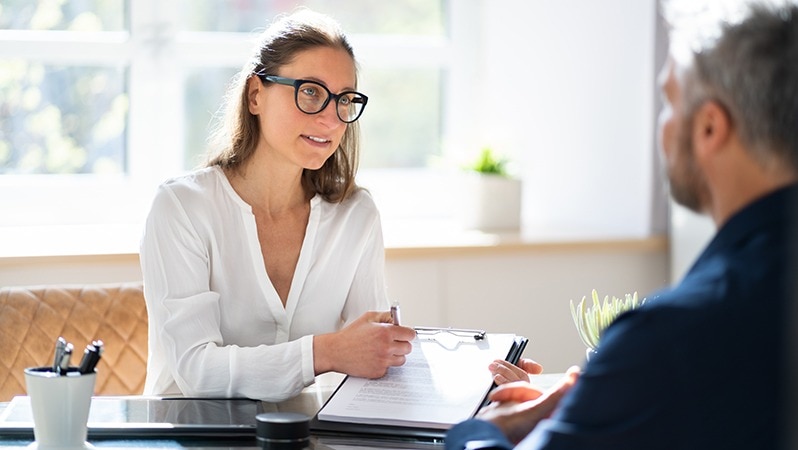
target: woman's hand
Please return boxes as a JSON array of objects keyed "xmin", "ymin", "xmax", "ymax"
[
  {"xmin": 489, "ymin": 358, "xmax": 544, "ymax": 384},
  {"xmin": 313, "ymin": 311, "xmax": 416, "ymax": 378}
]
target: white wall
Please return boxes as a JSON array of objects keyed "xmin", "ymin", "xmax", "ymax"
[
  {"xmin": 478, "ymin": 0, "xmax": 660, "ymax": 236},
  {"xmin": 0, "ymin": 255, "xmax": 143, "ymax": 286},
  {"xmin": 389, "ymin": 246, "xmax": 669, "ymax": 372},
  {"xmin": 0, "ymin": 1, "xmax": 672, "ymax": 374},
  {"xmin": 0, "ymin": 242, "xmax": 670, "ymax": 373}
]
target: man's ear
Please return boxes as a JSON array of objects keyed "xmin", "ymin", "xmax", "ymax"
[
  {"xmin": 692, "ymin": 100, "xmax": 732, "ymax": 158},
  {"xmin": 247, "ymin": 77, "xmax": 261, "ymax": 114}
]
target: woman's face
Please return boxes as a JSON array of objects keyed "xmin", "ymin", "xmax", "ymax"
[{"xmin": 249, "ymin": 46, "xmax": 356, "ymax": 171}]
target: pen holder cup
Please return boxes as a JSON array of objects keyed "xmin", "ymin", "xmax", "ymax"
[{"xmin": 24, "ymin": 367, "xmax": 96, "ymax": 450}]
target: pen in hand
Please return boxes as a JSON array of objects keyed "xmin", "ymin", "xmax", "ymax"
[{"xmin": 390, "ymin": 302, "xmax": 401, "ymax": 326}]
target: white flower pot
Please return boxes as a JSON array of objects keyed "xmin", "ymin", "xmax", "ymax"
[{"xmin": 459, "ymin": 173, "xmax": 522, "ymax": 230}]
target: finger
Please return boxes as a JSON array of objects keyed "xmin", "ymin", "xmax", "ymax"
[
  {"xmin": 492, "ymin": 372, "xmax": 528, "ymax": 386},
  {"xmin": 389, "ymin": 339, "xmax": 413, "ymax": 356},
  {"xmin": 533, "ymin": 367, "xmax": 580, "ymax": 403},
  {"xmin": 371, "ymin": 310, "xmax": 394, "ymax": 324},
  {"xmin": 490, "ymin": 387, "xmax": 543, "ymax": 403},
  {"xmin": 391, "ymin": 325, "xmax": 417, "ymax": 342},
  {"xmin": 520, "ymin": 359, "xmax": 544, "ymax": 375},
  {"xmin": 559, "ymin": 366, "xmax": 580, "ymax": 388},
  {"xmin": 528, "ymin": 370, "xmax": 579, "ymax": 418},
  {"xmin": 558, "ymin": 366, "xmax": 580, "ymax": 392},
  {"xmin": 489, "ymin": 359, "xmax": 524, "ymax": 375},
  {"xmin": 388, "ymin": 354, "xmax": 407, "ymax": 367},
  {"xmin": 489, "ymin": 360, "xmax": 529, "ymax": 384},
  {"xmin": 493, "ymin": 373, "xmax": 509, "ymax": 385},
  {"xmin": 489, "ymin": 381, "xmax": 544, "ymax": 403}
]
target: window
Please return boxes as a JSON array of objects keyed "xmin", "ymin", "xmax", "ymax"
[{"xmin": 0, "ymin": 1, "xmax": 472, "ymax": 248}]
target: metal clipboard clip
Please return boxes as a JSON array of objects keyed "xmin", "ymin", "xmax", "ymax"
[
  {"xmin": 414, "ymin": 326, "xmax": 486, "ymax": 344},
  {"xmin": 414, "ymin": 327, "xmax": 487, "ymax": 351}
]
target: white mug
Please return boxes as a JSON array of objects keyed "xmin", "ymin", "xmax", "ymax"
[{"xmin": 24, "ymin": 367, "xmax": 96, "ymax": 450}]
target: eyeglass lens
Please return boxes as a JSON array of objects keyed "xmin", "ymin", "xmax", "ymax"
[{"xmin": 296, "ymin": 81, "xmax": 365, "ymax": 123}]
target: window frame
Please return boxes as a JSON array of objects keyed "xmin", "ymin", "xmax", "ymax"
[{"xmin": 0, "ymin": 0, "xmax": 478, "ymax": 238}]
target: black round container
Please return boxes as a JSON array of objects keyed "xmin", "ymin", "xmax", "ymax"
[{"xmin": 255, "ymin": 412, "xmax": 311, "ymax": 449}]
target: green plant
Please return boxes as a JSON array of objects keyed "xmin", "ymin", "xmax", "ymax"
[
  {"xmin": 465, "ymin": 147, "xmax": 510, "ymax": 177},
  {"xmin": 569, "ymin": 289, "xmax": 645, "ymax": 350}
]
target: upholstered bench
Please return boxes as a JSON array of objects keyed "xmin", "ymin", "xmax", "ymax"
[{"xmin": 0, "ymin": 282, "xmax": 147, "ymax": 401}]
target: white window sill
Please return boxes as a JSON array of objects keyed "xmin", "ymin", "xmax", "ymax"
[{"xmin": 0, "ymin": 221, "xmax": 668, "ymax": 263}]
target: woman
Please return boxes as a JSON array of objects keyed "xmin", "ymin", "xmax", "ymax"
[{"xmin": 139, "ymin": 10, "xmax": 415, "ymax": 402}]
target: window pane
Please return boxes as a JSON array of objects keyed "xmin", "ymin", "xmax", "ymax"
[
  {"xmin": 178, "ymin": 0, "xmax": 445, "ymax": 35},
  {"xmin": 0, "ymin": 0, "xmax": 126, "ymax": 31},
  {"xmin": 183, "ymin": 68, "xmax": 238, "ymax": 169},
  {"xmin": 179, "ymin": 1, "xmax": 447, "ymax": 170},
  {"xmin": 0, "ymin": 61, "xmax": 128, "ymax": 174},
  {"xmin": 359, "ymin": 68, "xmax": 442, "ymax": 168},
  {"xmin": 182, "ymin": 67, "xmax": 441, "ymax": 170}
]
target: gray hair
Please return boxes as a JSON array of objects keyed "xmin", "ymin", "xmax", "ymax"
[{"xmin": 664, "ymin": 0, "xmax": 798, "ymax": 170}]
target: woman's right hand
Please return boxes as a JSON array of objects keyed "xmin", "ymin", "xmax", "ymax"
[{"xmin": 313, "ymin": 311, "xmax": 416, "ymax": 378}]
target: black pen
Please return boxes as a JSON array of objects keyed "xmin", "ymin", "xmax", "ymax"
[
  {"xmin": 78, "ymin": 344, "xmax": 97, "ymax": 374},
  {"xmin": 92, "ymin": 339, "xmax": 104, "ymax": 356},
  {"xmin": 79, "ymin": 340, "xmax": 104, "ymax": 374}
]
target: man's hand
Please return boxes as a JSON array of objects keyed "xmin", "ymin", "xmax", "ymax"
[
  {"xmin": 489, "ymin": 358, "xmax": 544, "ymax": 384},
  {"xmin": 478, "ymin": 367, "xmax": 580, "ymax": 444}
]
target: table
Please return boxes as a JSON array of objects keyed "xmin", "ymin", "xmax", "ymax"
[{"xmin": 0, "ymin": 372, "xmax": 566, "ymax": 449}]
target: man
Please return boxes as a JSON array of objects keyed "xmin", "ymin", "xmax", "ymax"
[{"xmin": 447, "ymin": 1, "xmax": 798, "ymax": 449}]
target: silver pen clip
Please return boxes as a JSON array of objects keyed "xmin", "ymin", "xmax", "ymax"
[{"xmin": 52, "ymin": 337, "xmax": 67, "ymax": 374}]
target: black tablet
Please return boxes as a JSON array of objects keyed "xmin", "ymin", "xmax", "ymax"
[{"xmin": 0, "ymin": 396, "xmax": 262, "ymax": 439}]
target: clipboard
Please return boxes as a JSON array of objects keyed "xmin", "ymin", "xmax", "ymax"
[{"xmin": 310, "ymin": 329, "xmax": 528, "ymax": 441}]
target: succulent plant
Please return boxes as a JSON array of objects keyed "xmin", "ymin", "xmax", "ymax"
[
  {"xmin": 569, "ymin": 289, "xmax": 645, "ymax": 350},
  {"xmin": 465, "ymin": 147, "xmax": 510, "ymax": 177}
]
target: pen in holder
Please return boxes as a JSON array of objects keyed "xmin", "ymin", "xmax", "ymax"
[
  {"xmin": 24, "ymin": 367, "xmax": 96, "ymax": 450},
  {"xmin": 24, "ymin": 337, "xmax": 103, "ymax": 450}
]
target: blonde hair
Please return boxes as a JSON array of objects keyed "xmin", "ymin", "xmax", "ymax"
[{"xmin": 206, "ymin": 10, "xmax": 360, "ymax": 203}]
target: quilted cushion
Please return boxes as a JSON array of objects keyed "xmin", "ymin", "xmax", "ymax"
[{"xmin": 0, "ymin": 282, "xmax": 147, "ymax": 401}]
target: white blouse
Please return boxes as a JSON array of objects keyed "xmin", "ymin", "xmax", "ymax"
[{"xmin": 139, "ymin": 166, "xmax": 388, "ymax": 401}]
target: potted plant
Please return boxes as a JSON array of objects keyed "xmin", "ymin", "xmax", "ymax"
[
  {"xmin": 570, "ymin": 289, "xmax": 646, "ymax": 360},
  {"xmin": 459, "ymin": 147, "xmax": 522, "ymax": 230}
]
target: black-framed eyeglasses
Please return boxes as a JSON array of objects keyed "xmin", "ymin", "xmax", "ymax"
[{"xmin": 255, "ymin": 72, "xmax": 368, "ymax": 123}]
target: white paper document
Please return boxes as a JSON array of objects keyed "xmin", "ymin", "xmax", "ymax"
[{"xmin": 317, "ymin": 332, "xmax": 521, "ymax": 430}]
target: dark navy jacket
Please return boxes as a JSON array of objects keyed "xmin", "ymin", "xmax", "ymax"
[{"xmin": 447, "ymin": 185, "xmax": 794, "ymax": 450}]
